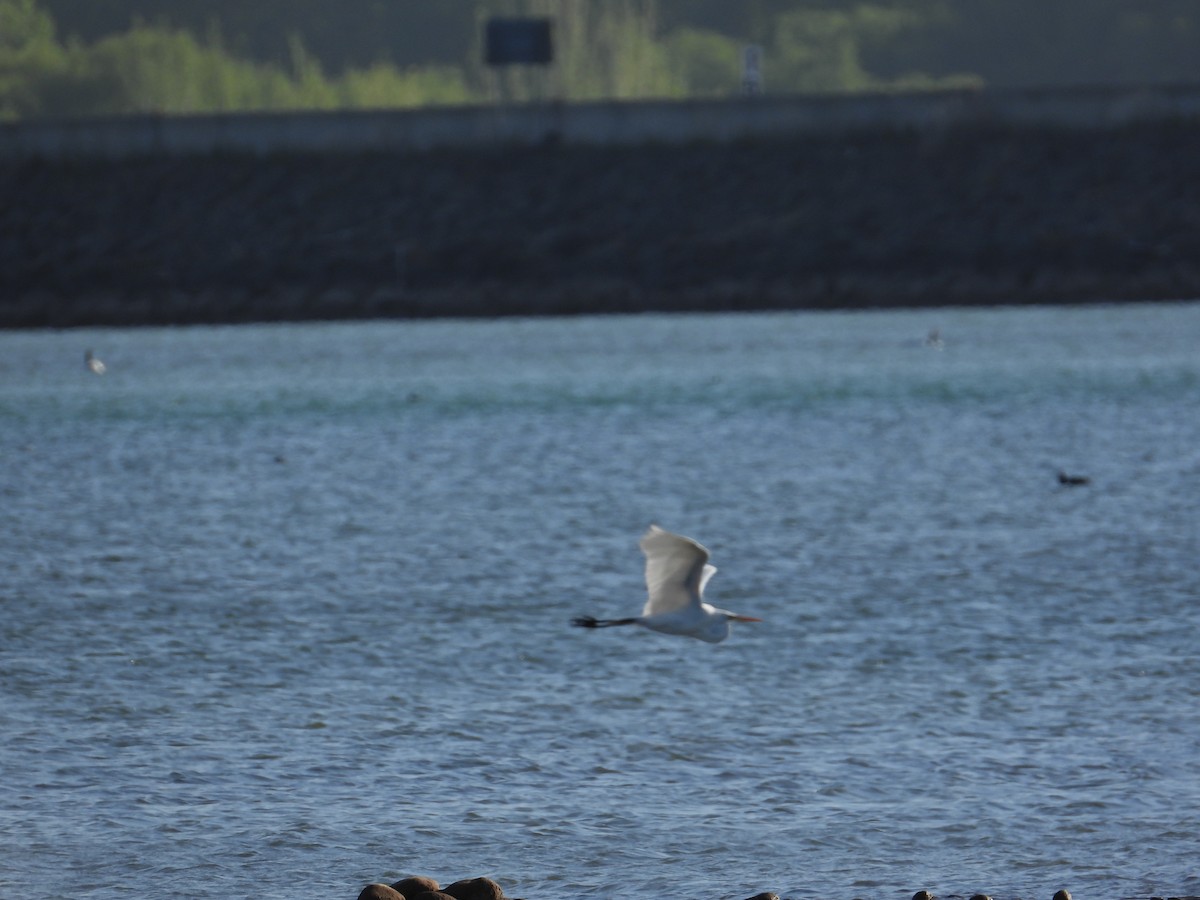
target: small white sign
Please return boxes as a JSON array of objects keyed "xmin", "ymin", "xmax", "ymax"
[{"xmin": 742, "ymin": 44, "xmax": 763, "ymax": 96}]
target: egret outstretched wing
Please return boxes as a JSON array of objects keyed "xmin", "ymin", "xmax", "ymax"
[
  {"xmin": 639, "ymin": 525, "xmax": 712, "ymax": 616},
  {"xmin": 572, "ymin": 525, "xmax": 759, "ymax": 643}
]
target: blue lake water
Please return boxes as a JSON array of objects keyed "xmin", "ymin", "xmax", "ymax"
[{"xmin": 1, "ymin": 303, "xmax": 1198, "ymax": 900}]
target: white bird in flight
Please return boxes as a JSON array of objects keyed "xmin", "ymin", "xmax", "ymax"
[{"xmin": 572, "ymin": 525, "xmax": 761, "ymax": 644}]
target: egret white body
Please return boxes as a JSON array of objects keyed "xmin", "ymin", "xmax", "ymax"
[{"xmin": 572, "ymin": 525, "xmax": 761, "ymax": 644}]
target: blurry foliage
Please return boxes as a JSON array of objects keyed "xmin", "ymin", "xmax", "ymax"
[
  {"xmin": 0, "ymin": 0, "xmax": 66, "ymax": 116},
  {"xmin": 665, "ymin": 28, "xmax": 741, "ymax": 97},
  {"xmin": 771, "ymin": 6, "xmax": 919, "ymax": 92},
  {"xmin": 0, "ymin": 2, "xmax": 473, "ymax": 117},
  {"xmin": 3, "ymin": 0, "xmax": 1199, "ymax": 118}
]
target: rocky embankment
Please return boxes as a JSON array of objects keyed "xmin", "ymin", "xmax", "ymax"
[{"xmin": 4, "ymin": 119, "xmax": 1200, "ymax": 328}]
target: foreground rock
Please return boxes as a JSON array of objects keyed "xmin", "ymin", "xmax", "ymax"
[
  {"xmin": 359, "ymin": 878, "xmax": 1097, "ymax": 899},
  {"xmin": 358, "ymin": 874, "xmax": 506, "ymax": 900},
  {"xmin": 392, "ymin": 876, "xmax": 441, "ymax": 897},
  {"xmin": 357, "ymin": 885, "xmax": 405, "ymax": 900},
  {"xmin": 443, "ymin": 877, "xmax": 504, "ymax": 900}
]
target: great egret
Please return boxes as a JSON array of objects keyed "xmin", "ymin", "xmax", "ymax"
[{"xmin": 572, "ymin": 525, "xmax": 761, "ymax": 644}]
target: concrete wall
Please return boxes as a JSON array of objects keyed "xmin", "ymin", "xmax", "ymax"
[{"xmin": 4, "ymin": 85, "xmax": 1200, "ymax": 160}]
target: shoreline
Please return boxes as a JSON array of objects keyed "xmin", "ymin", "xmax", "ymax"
[
  {"xmin": 4, "ymin": 278, "xmax": 1195, "ymax": 333},
  {"xmin": 5, "ymin": 120, "xmax": 1200, "ymax": 329}
]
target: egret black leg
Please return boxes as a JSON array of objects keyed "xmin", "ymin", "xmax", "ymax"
[{"xmin": 571, "ymin": 616, "xmax": 639, "ymax": 628}]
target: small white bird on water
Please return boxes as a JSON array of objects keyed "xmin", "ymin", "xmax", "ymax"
[
  {"xmin": 85, "ymin": 349, "xmax": 106, "ymax": 375},
  {"xmin": 572, "ymin": 525, "xmax": 761, "ymax": 644}
]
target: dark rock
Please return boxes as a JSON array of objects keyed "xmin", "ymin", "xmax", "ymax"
[
  {"xmin": 969, "ymin": 894, "xmax": 992, "ymax": 900},
  {"xmin": 1052, "ymin": 892, "xmax": 1072, "ymax": 900},
  {"xmin": 912, "ymin": 892, "xmax": 935, "ymax": 900},
  {"xmin": 357, "ymin": 885, "xmax": 405, "ymax": 900},
  {"xmin": 411, "ymin": 892, "xmax": 457, "ymax": 900},
  {"xmin": 442, "ymin": 877, "xmax": 504, "ymax": 900},
  {"xmin": 743, "ymin": 893, "xmax": 779, "ymax": 900},
  {"xmin": 392, "ymin": 877, "xmax": 441, "ymax": 897}
]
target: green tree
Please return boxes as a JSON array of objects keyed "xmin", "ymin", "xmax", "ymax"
[
  {"xmin": 665, "ymin": 27, "xmax": 741, "ymax": 96},
  {"xmin": 337, "ymin": 62, "xmax": 471, "ymax": 108},
  {"xmin": 0, "ymin": 0, "xmax": 56, "ymax": 50},
  {"xmin": 285, "ymin": 33, "xmax": 336, "ymax": 108},
  {"xmin": 1, "ymin": 0, "xmax": 482, "ymax": 116},
  {"xmin": 0, "ymin": 0, "xmax": 68, "ymax": 116}
]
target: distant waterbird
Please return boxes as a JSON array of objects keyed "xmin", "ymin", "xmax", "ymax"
[
  {"xmin": 1057, "ymin": 470, "xmax": 1090, "ymax": 486},
  {"xmin": 85, "ymin": 349, "xmax": 106, "ymax": 375},
  {"xmin": 572, "ymin": 525, "xmax": 761, "ymax": 644}
]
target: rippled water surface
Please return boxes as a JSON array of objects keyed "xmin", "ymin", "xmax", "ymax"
[{"xmin": 2, "ymin": 304, "xmax": 1199, "ymax": 900}]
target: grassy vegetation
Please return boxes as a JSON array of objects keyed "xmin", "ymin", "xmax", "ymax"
[{"xmin": 0, "ymin": 0, "xmax": 997, "ymax": 119}]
